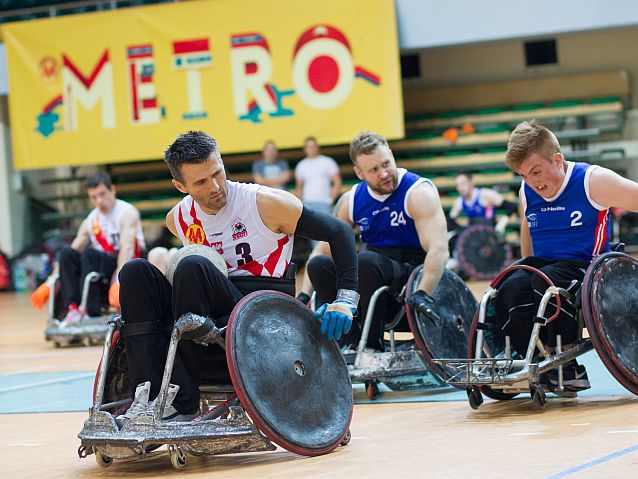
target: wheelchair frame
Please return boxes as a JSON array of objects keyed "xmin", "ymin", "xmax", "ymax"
[
  {"xmin": 435, "ymin": 263, "xmax": 598, "ymax": 410},
  {"xmin": 44, "ymin": 271, "xmax": 114, "ymax": 347}
]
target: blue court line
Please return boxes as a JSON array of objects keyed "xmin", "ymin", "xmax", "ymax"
[{"xmin": 545, "ymin": 443, "xmax": 638, "ymax": 478}]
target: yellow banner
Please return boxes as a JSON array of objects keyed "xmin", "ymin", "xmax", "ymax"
[{"xmin": 4, "ymin": 0, "xmax": 403, "ymax": 170}]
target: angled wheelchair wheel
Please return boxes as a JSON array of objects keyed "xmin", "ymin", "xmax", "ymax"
[
  {"xmin": 457, "ymin": 224, "xmax": 513, "ymax": 281},
  {"xmin": 582, "ymin": 252, "xmax": 638, "ymax": 395},
  {"xmin": 405, "ymin": 267, "xmax": 477, "ymax": 383},
  {"xmin": 92, "ymin": 331, "xmax": 130, "ymax": 405},
  {"xmin": 467, "ymin": 307, "xmax": 519, "ymax": 401},
  {"xmin": 226, "ymin": 291, "xmax": 353, "ymax": 456}
]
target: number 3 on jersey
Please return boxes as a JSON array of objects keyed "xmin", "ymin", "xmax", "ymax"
[
  {"xmin": 236, "ymin": 242, "xmax": 254, "ymax": 266},
  {"xmin": 390, "ymin": 211, "xmax": 407, "ymax": 227}
]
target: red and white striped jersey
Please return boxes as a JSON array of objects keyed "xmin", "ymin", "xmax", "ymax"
[
  {"xmin": 86, "ymin": 199, "xmax": 145, "ymax": 255},
  {"xmin": 173, "ymin": 181, "xmax": 293, "ymax": 278}
]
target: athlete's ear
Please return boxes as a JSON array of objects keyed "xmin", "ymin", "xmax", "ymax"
[
  {"xmin": 172, "ymin": 178, "xmax": 187, "ymax": 194},
  {"xmin": 354, "ymin": 166, "xmax": 364, "ymax": 181}
]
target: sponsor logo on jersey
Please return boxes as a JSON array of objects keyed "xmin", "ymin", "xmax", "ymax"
[
  {"xmin": 232, "ymin": 218, "xmax": 248, "ymax": 240},
  {"xmin": 186, "ymin": 223, "xmax": 206, "ymax": 244}
]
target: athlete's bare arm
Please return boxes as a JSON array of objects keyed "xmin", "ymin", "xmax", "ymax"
[
  {"xmin": 71, "ymin": 219, "xmax": 91, "ymax": 252},
  {"xmin": 113, "ymin": 208, "xmax": 142, "ymax": 280},
  {"xmin": 589, "ymin": 166, "xmax": 638, "ymax": 210},
  {"xmin": 256, "ymin": 187, "xmax": 303, "ymax": 235},
  {"xmin": 166, "ymin": 207, "xmax": 178, "ymax": 237},
  {"xmin": 407, "ymin": 183, "xmax": 449, "ymax": 295},
  {"xmin": 519, "ymin": 202, "xmax": 533, "ymax": 257}
]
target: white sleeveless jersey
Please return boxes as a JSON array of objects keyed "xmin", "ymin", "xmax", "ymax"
[
  {"xmin": 173, "ymin": 181, "xmax": 293, "ymax": 278},
  {"xmin": 86, "ymin": 199, "xmax": 146, "ymax": 255}
]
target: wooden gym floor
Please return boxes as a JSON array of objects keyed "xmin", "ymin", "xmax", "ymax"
[{"xmin": 1, "ymin": 289, "xmax": 637, "ymax": 478}]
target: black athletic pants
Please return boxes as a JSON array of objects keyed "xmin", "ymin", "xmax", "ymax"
[
  {"xmin": 58, "ymin": 246, "xmax": 117, "ymax": 316},
  {"xmin": 493, "ymin": 257, "xmax": 589, "ymax": 356},
  {"xmin": 307, "ymin": 250, "xmax": 414, "ymax": 351},
  {"xmin": 119, "ymin": 256, "xmax": 244, "ymax": 414}
]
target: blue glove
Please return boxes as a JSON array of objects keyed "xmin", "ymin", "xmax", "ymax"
[{"xmin": 314, "ymin": 300, "xmax": 357, "ymax": 341}]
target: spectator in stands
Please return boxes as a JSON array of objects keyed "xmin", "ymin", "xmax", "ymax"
[
  {"xmin": 306, "ymin": 131, "xmax": 449, "ymax": 351},
  {"xmin": 294, "ymin": 137, "xmax": 342, "ymax": 216},
  {"xmin": 495, "ymin": 120, "xmax": 638, "ymax": 394},
  {"xmin": 448, "ymin": 172, "xmax": 518, "ymax": 235},
  {"xmin": 30, "ymin": 172, "xmax": 145, "ymax": 324},
  {"xmin": 251, "ymin": 140, "xmax": 291, "ymax": 189}
]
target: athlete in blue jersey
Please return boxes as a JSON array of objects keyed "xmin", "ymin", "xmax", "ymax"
[
  {"xmin": 306, "ymin": 131, "xmax": 449, "ymax": 351},
  {"xmin": 495, "ymin": 120, "xmax": 638, "ymax": 394},
  {"xmin": 449, "ymin": 172, "xmax": 517, "ymax": 233}
]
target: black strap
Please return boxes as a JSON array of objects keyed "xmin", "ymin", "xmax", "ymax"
[{"xmin": 121, "ymin": 320, "xmax": 159, "ymax": 337}]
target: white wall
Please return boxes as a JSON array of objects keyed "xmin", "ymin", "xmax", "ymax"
[{"xmin": 397, "ymin": 0, "xmax": 638, "ymax": 50}]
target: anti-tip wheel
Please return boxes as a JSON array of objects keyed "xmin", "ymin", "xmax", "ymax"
[{"xmin": 95, "ymin": 450, "xmax": 112, "ymax": 468}]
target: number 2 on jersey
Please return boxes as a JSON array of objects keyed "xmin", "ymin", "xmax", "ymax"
[{"xmin": 570, "ymin": 210, "xmax": 583, "ymax": 227}]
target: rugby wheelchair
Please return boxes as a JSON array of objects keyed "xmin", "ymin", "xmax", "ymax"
[
  {"xmin": 434, "ymin": 247, "xmax": 638, "ymax": 410},
  {"xmin": 343, "ymin": 266, "xmax": 478, "ymax": 399},
  {"xmin": 44, "ymin": 271, "xmax": 114, "ymax": 347},
  {"xmin": 78, "ymin": 247, "xmax": 352, "ymax": 470},
  {"xmin": 453, "ymin": 223, "xmax": 513, "ymax": 280}
]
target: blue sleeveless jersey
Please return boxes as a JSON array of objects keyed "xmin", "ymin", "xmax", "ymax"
[
  {"xmin": 522, "ymin": 162, "xmax": 610, "ymax": 261},
  {"xmin": 352, "ymin": 171, "xmax": 428, "ymax": 249},
  {"xmin": 462, "ymin": 188, "xmax": 494, "ymax": 219}
]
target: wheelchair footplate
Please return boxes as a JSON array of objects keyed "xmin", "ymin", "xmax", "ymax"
[{"xmin": 432, "ymin": 357, "xmax": 515, "ymax": 386}]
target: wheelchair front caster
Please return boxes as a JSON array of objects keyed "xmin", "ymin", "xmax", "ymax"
[
  {"xmin": 95, "ymin": 450, "xmax": 112, "ymax": 468},
  {"xmin": 340, "ymin": 429, "xmax": 352, "ymax": 446},
  {"xmin": 365, "ymin": 381, "xmax": 379, "ymax": 400},
  {"xmin": 532, "ymin": 387, "xmax": 547, "ymax": 410},
  {"xmin": 467, "ymin": 387, "xmax": 483, "ymax": 410},
  {"xmin": 169, "ymin": 445, "xmax": 187, "ymax": 470}
]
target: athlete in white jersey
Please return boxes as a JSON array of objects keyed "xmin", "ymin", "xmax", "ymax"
[
  {"xmin": 86, "ymin": 199, "xmax": 145, "ymax": 256},
  {"xmin": 31, "ymin": 172, "xmax": 144, "ymax": 323},
  {"xmin": 115, "ymin": 131, "xmax": 359, "ymax": 427},
  {"xmin": 172, "ymin": 181, "xmax": 293, "ymax": 278}
]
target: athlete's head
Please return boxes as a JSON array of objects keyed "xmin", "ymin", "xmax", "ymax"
[
  {"xmin": 350, "ymin": 131, "xmax": 398, "ymax": 195},
  {"xmin": 506, "ymin": 120, "xmax": 565, "ymax": 198},
  {"xmin": 165, "ymin": 131, "xmax": 228, "ymax": 214},
  {"xmin": 85, "ymin": 172, "xmax": 116, "ymax": 214},
  {"xmin": 455, "ymin": 172, "xmax": 474, "ymax": 198}
]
